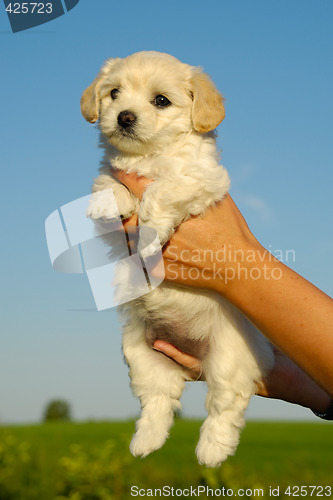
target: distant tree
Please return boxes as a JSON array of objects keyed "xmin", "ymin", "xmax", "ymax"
[{"xmin": 43, "ymin": 399, "xmax": 71, "ymax": 422}]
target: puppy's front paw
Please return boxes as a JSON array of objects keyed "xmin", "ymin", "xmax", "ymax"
[
  {"xmin": 137, "ymin": 224, "xmax": 171, "ymax": 259},
  {"xmin": 130, "ymin": 429, "xmax": 167, "ymax": 458},
  {"xmin": 87, "ymin": 190, "xmax": 120, "ymax": 220},
  {"xmin": 138, "ymin": 232, "xmax": 162, "ymax": 259},
  {"xmin": 87, "ymin": 190, "xmax": 134, "ymax": 221}
]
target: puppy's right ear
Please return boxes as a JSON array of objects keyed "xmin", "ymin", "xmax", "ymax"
[
  {"xmin": 190, "ymin": 69, "xmax": 225, "ymax": 133},
  {"xmin": 81, "ymin": 58, "xmax": 118, "ymax": 123}
]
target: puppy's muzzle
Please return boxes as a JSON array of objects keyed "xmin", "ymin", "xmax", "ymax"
[{"xmin": 118, "ymin": 110, "xmax": 137, "ymax": 129}]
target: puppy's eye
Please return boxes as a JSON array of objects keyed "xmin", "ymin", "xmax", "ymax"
[
  {"xmin": 111, "ymin": 88, "xmax": 120, "ymax": 100},
  {"xmin": 153, "ymin": 95, "xmax": 171, "ymax": 108}
]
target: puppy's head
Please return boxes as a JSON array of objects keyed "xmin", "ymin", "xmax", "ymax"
[{"xmin": 81, "ymin": 51, "xmax": 225, "ymax": 154}]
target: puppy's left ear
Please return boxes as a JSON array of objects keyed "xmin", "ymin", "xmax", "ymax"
[
  {"xmin": 81, "ymin": 58, "xmax": 118, "ymax": 123},
  {"xmin": 81, "ymin": 75, "xmax": 105, "ymax": 123},
  {"xmin": 190, "ymin": 70, "xmax": 225, "ymax": 133}
]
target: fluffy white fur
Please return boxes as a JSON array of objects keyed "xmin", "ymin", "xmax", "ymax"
[{"xmin": 81, "ymin": 51, "xmax": 274, "ymax": 467}]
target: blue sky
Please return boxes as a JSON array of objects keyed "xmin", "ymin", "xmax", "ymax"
[{"xmin": 0, "ymin": 0, "xmax": 332, "ymax": 424}]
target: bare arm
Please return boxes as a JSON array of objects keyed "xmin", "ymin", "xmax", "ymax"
[
  {"xmin": 113, "ymin": 170, "xmax": 333, "ymax": 410},
  {"xmin": 159, "ymin": 195, "xmax": 333, "ymax": 397},
  {"xmin": 153, "ymin": 341, "xmax": 331, "ymax": 413}
]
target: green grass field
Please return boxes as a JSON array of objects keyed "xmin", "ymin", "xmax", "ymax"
[{"xmin": 0, "ymin": 420, "xmax": 332, "ymax": 499}]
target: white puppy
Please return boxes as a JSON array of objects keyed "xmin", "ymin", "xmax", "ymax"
[{"xmin": 81, "ymin": 51, "xmax": 274, "ymax": 467}]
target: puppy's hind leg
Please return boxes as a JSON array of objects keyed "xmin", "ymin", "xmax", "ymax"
[
  {"xmin": 123, "ymin": 320, "xmax": 187, "ymax": 458},
  {"xmin": 196, "ymin": 377, "xmax": 252, "ymax": 467},
  {"xmin": 196, "ymin": 336, "xmax": 256, "ymax": 467}
]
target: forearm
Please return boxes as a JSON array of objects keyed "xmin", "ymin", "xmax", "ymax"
[
  {"xmin": 257, "ymin": 348, "xmax": 331, "ymax": 413},
  {"xmin": 112, "ymin": 173, "xmax": 333, "ymax": 399},
  {"xmin": 218, "ymin": 242, "xmax": 333, "ymax": 396},
  {"xmin": 154, "ymin": 339, "xmax": 332, "ymax": 413}
]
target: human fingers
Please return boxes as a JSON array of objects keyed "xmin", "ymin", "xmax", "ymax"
[
  {"xmin": 112, "ymin": 169, "xmax": 153, "ymax": 199},
  {"xmin": 153, "ymin": 340, "xmax": 203, "ymax": 380}
]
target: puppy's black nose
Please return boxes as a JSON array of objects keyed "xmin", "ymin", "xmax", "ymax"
[{"xmin": 117, "ymin": 110, "xmax": 137, "ymax": 128}]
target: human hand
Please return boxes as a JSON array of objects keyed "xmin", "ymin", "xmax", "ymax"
[
  {"xmin": 153, "ymin": 340, "xmax": 203, "ymax": 381},
  {"xmin": 114, "ymin": 169, "xmax": 333, "ymax": 402},
  {"xmin": 113, "ymin": 170, "xmax": 333, "ymax": 409},
  {"xmin": 152, "ymin": 340, "xmax": 332, "ymax": 413},
  {"xmin": 112, "ymin": 170, "xmax": 262, "ymax": 297}
]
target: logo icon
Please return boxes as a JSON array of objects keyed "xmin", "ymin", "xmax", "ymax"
[
  {"xmin": 3, "ymin": 0, "xmax": 80, "ymax": 33},
  {"xmin": 45, "ymin": 190, "xmax": 164, "ymax": 310}
]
